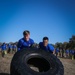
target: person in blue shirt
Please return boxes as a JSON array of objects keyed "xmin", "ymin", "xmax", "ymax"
[
  {"xmin": 39, "ymin": 37, "xmax": 55, "ymax": 54},
  {"xmin": 17, "ymin": 30, "xmax": 34, "ymax": 51},
  {"xmin": 71, "ymin": 50, "xmax": 74, "ymax": 55},
  {"xmin": 13, "ymin": 44, "xmax": 17, "ymax": 52},
  {"xmin": 55, "ymin": 48, "xmax": 60, "ymax": 57},
  {"xmin": 66, "ymin": 50, "xmax": 69, "ymax": 54},
  {"xmin": 7, "ymin": 44, "xmax": 13, "ymax": 53},
  {"xmin": 1, "ymin": 43, "xmax": 7, "ymax": 57},
  {"xmin": 65, "ymin": 49, "xmax": 70, "ymax": 57}
]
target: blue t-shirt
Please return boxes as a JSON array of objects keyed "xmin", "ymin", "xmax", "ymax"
[
  {"xmin": 8, "ymin": 44, "xmax": 12, "ymax": 48},
  {"xmin": 55, "ymin": 49, "xmax": 59, "ymax": 53},
  {"xmin": 17, "ymin": 38, "xmax": 34, "ymax": 51},
  {"xmin": 1, "ymin": 44, "xmax": 6, "ymax": 50},
  {"xmin": 13, "ymin": 45, "xmax": 17, "ymax": 49},
  {"xmin": 66, "ymin": 50, "xmax": 69, "ymax": 54},
  {"xmin": 71, "ymin": 50, "xmax": 74, "ymax": 54},
  {"xmin": 69, "ymin": 50, "xmax": 72, "ymax": 54},
  {"xmin": 39, "ymin": 42, "xmax": 54, "ymax": 52}
]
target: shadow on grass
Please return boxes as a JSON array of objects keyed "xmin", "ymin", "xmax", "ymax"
[{"xmin": 0, "ymin": 73, "xmax": 9, "ymax": 75}]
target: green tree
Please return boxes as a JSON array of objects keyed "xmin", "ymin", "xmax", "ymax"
[{"xmin": 69, "ymin": 35, "xmax": 75, "ymax": 50}]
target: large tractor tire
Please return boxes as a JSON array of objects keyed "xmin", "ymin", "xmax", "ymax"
[{"xmin": 10, "ymin": 48, "xmax": 64, "ymax": 75}]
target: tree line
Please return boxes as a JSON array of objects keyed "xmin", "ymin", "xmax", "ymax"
[{"xmin": 54, "ymin": 35, "xmax": 75, "ymax": 50}]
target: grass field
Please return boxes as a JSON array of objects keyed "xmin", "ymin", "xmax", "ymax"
[{"xmin": 0, "ymin": 54, "xmax": 75, "ymax": 75}]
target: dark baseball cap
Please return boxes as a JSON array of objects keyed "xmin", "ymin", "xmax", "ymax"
[{"xmin": 23, "ymin": 30, "xmax": 30, "ymax": 36}]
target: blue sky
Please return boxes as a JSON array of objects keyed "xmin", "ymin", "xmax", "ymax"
[{"xmin": 0, "ymin": 0, "xmax": 75, "ymax": 44}]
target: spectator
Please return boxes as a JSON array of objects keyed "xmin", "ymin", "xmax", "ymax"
[
  {"xmin": 8, "ymin": 44, "xmax": 13, "ymax": 53},
  {"xmin": 13, "ymin": 44, "xmax": 17, "ymax": 53},
  {"xmin": 71, "ymin": 50, "xmax": 75, "ymax": 60},
  {"xmin": 55, "ymin": 48, "xmax": 59, "ymax": 57},
  {"xmin": 1, "ymin": 43, "xmax": 7, "ymax": 57},
  {"xmin": 65, "ymin": 50, "xmax": 69, "ymax": 58}
]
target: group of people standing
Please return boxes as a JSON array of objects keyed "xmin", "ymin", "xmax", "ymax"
[
  {"xmin": 55, "ymin": 48, "xmax": 75, "ymax": 60},
  {"xmin": 0, "ymin": 43, "xmax": 17, "ymax": 57}
]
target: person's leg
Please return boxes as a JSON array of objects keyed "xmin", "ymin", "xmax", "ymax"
[
  {"xmin": 15, "ymin": 48, "xmax": 17, "ymax": 52},
  {"xmin": 10, "ymin": 48, "xmax": 13, "ymax": 54},
  {"xmin": 60, "ymin": 50, "xmax": 63, "ymax": 57},
  {"xmin": 2, "ymin": 51, "xmax": 5, "ymax": 57},
  {"xmin": 5, "ymin": 50, "xmax": 7, "ymax": 54},
  {"xmin": 56, "ymin": 52, "xmax": 58, "ymax": 57},
  {"xmin": 14, "ymin": 48, "xmax": 16, "ymax": 53},
  {"xmin": 72, "ymin": 54, "xmax": 74, "ymax": 60},
  {"xmin": 64, "ymin": 52, "xmax": 66, "ymax": 58},
  {"xmin": 58, "ymin": 52, "xmax": 60, "ymax": 57},
  {"xmin": 68, "ymin": 52, "xmax": 70, "ymax": 58},
  {"xmin": 8, "ymin": 48, "xmax": 10, "ymax": 53}
]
